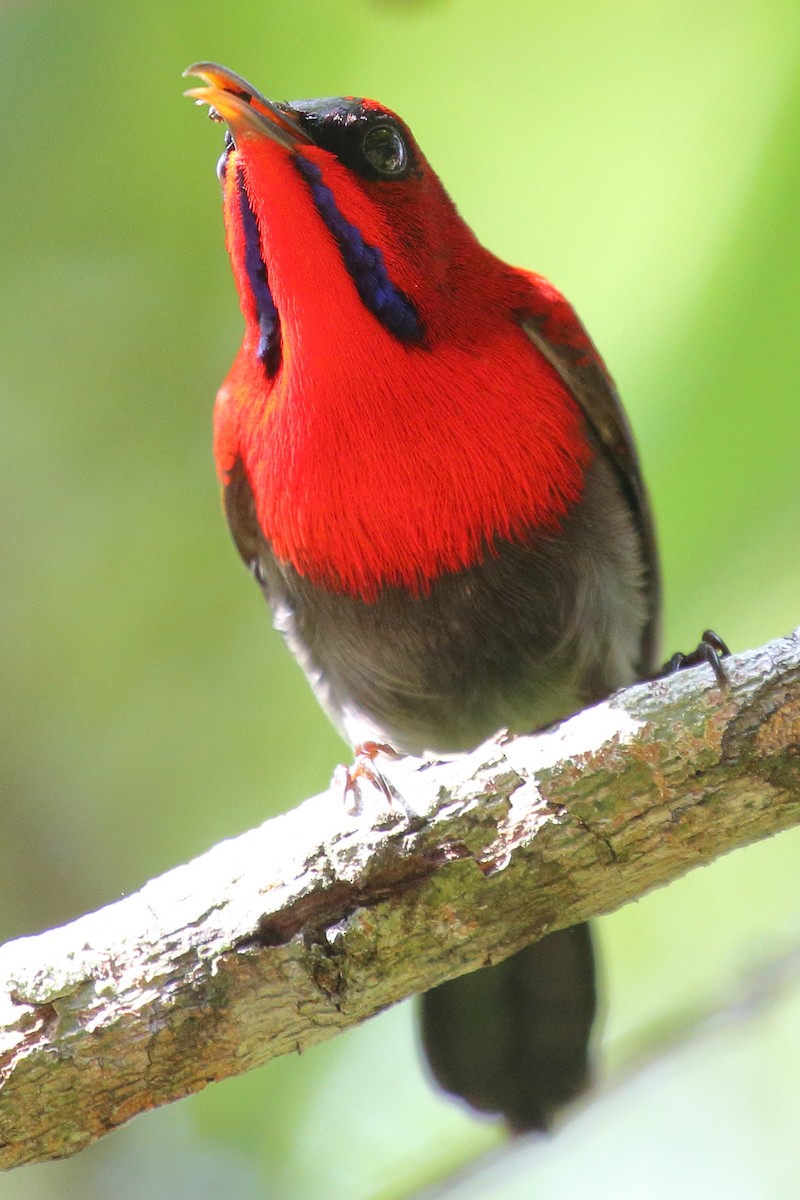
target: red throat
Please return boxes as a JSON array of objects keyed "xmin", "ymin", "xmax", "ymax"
[{"xmin": 214, "ymin": 141, "xmax": 593, "ymax": 601}]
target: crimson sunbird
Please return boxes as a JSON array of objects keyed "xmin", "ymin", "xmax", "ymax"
[{"xmin": 185, "ymin": 62, "xmax": 660, "ymax": 1132}]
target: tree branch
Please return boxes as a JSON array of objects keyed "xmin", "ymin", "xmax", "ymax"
[{"xmin": 1, "ymin": 628, "xmax": 798, "ymax": 1169}]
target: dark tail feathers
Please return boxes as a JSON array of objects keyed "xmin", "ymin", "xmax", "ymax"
[{"xmin": 420, "ymin": 923, "xmax": 596, "ymax": 1132}]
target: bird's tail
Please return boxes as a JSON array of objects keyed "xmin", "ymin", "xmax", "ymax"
[{"xmin": 420, "ymin": 923, "xmax": 596, "ymax": 1132}]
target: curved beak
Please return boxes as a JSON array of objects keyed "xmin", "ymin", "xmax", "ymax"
[{"xmin": 183, "ymin": 62, "xmax": 312, "ymax": 150}]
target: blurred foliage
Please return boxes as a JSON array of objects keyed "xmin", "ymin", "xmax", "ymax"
[{"xmin": 1, "ymin": 0, "xmax": 799, "ymax": 1196}]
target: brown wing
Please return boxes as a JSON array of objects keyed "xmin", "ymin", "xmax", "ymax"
[{"xmin": 519, "ymin": 276, "xmax": 661, "ymax": 674}]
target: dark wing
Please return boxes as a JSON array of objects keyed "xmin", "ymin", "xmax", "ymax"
[
  {"xmin": 519, "ymin": 275, "xmax": 661, "ymax": 674},
  {"xmin": 222, "ymin": 456, "xmax": 263, "ymax": 570}
]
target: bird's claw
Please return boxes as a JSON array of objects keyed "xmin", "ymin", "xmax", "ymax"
[
  {"xmin": 334, "ymin": 741, "xmax": 401, "ymax": 815},
  {"xmin": 661, "ymin": 629, "xmax": 731, "ymax": 688}
]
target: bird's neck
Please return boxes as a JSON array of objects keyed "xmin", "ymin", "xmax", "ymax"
[
  {"xmin": 217, "ymin": 251, "xmax": 593, "ymax": 600},
  {"xmin": 219, "ymin": 169, "xmax": 594, "ymax": 600}
]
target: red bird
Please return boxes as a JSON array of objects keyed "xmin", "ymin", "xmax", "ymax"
[{"xmin": 186, "ymin": 63, "xmax": 660, "ymax": 1131}]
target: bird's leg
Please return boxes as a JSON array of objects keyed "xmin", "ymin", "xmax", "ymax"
[
  {"xmin": 660, "ymin": 629, "xmax": 731, "ymax": 687},
  {"xmin": 333, "ymin": 741, "xmax": 402, "ymax": 815}
]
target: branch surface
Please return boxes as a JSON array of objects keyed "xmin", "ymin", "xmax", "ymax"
[{"xmin": 1, "ymin": 628, "xmax": 798, "ymax": 1169}]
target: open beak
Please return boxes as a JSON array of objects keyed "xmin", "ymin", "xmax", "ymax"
[{"xmin": 183, "ymin": 62, "xmax": 312, "ymax": 150}]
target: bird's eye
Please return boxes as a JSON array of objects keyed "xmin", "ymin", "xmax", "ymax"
[{"xmin": 362, "ymin": 123, "xmax": 408, "ymax": 177}]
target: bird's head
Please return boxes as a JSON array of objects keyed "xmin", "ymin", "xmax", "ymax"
[{"xmin": 184, "ymin": 63, "xmax": 487, "ymax": 364}]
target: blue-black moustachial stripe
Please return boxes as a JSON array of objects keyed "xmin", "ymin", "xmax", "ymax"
[
  {"xmin": 292, "ymin": 153, "xmax": 423, "ymax": 344},
  {"xmin": 237, "ymin": 165, "xmax": 281, "ymax": 377}
]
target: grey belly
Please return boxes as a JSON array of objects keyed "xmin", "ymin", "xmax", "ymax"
[{"xmin": 256, "ymin": 457, "xmax": 650, "ymax": 756}]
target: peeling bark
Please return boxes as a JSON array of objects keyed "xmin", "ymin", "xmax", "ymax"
[{"xmin": 1, "ymin": 628, "xmax": 798, "ymax": 1169}]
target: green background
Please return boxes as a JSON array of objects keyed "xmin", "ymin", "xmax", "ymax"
[{"xmin": 2, "ymin": 0, "xmax": 799, "ymax": 1196}]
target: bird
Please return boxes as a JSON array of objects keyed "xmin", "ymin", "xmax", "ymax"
[{"xmin": 184, "ymin": 62, "xmax": 660, "ymax": 1133}]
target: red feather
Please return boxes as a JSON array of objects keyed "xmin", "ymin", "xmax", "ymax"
[{"xmin": 214, "ymin": 128, "xmax": 594, "ymax": 600}]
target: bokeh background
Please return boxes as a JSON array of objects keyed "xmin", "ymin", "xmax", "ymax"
[{"xmin": 2, "ymin": 0, "xmax": 800, "ymax": 1196}]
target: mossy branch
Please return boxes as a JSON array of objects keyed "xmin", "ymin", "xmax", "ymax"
[{"xmin": 1, "ymin": 628, "xmax": 798, "ymax": 1169}]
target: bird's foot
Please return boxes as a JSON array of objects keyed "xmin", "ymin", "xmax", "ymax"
[
  {"xmin": 333, "ymin": 741, "xmax": 402, "ymax": 816},
  {"xmin": 660, "ymin": 629, "xmax": 731, "ymax": 687}
]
